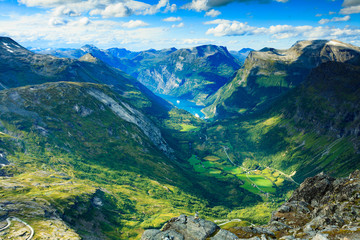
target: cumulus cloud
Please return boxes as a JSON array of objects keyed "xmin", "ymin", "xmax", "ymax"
[
  {"xmin": 53, "ymin": 6, "xmax": 81, "ymax": 17},
  {"xmin": 183, "ymin": 0, "xmax": 287, "ymax": 12},
  {"xmin": 205, "ymin": 19, "xmax": 360, "ymax": 40},
  {"xmin": 0, "ymin": 13, "xmax": 166, "ymax": 49},
  {"xmin": 182, "ymin": 38, "xmax": 215, "ymax": 44},
  {"xmin": 171, "ymin": 22, "xmax": 184, "ymax": 28},
  {"xmin": 319, "ymin": 15, "xmax": 350, "ymax": 24},
  {"xmin": 90, "ymin": 3, "xmax": 133, "ymax": 18},
  {"xmin": 205, "ymin": 9, "xmax": 221, "ymax": 17},
  {"xmin": 121, "ymin": 20, "xmax": 148, "ymax": 28},
  {"xmin": 204, "ymin": 19, "xmax": 257, "ymax": 36},
  {"xmin": 48, "ymin": 17, "xmax": 68, "ymax": 26},
  {"xmin": 19, "ymin": 0, "xmax": 173, "ymax": 18},
  {"xmin": 163, "ymin": 16, "xmax": 182, "ymax": 22},
  {"xmin": 340, "ymin": 0, "xmax": 360, "ymax": 14},
  {"xmin": 164, "ymin": 3, "xmax": 177, "ymax": 12}
]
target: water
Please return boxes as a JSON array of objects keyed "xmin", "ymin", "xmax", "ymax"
[{"xmin": 157, "ymin": 94, "xmax": 205, "ymax": 118}]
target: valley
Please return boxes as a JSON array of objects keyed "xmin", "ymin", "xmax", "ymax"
[{"xmin": 0, "ymin": 37, "xmax": 359, "ymax": 240}]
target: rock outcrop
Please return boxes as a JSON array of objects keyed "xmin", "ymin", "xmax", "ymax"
[
  {"xmin": 143, "ymin": 171, "xmax": 360, "ymax": 240},
  {"xmin": 228, "ymin": 171, "xmax": 360, "ymax": 239},
  {"xmin": 141, "ymin": 214, "xmax": 239, "ymax": 240}
]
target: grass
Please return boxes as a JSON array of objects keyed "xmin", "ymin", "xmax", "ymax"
[
  {"xmin": 180, "ymin": 123, "xmax": 199, "ymax": 132},
  {"xmin": 203, "ymin": 156, "xmax": 220, "ymax": 161}
]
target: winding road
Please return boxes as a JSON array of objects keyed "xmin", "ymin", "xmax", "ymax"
[{"xmin": 0, "ymin": 217, "xmax": 34, "ymax": 240}]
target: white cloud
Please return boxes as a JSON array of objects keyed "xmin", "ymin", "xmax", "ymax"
[
  {"xmin": 163, "ymin": 16, "xmax": 182, "ymax": 22},
  {"xmin": 205, "ymin": 9, "xmax": 221, "ymax": 17},
  {"xmin": 340, "ymin": 5, "xmax": 360, "ymax": 14},
  {"xmin": 205, "ymin": 19, "xmax": 360, "ymax": 41},
  {"xmin": 0, "ymin": 13, "xmax": 166, "ymax": 49},
  {"xmin": 319, "ymin": 15, "xmax": 350, "ymax": 25},
  {"xmin": 182, "ymin": 0, "xmax": 288, "ymax": 12},
  {"xmin": 204, "ymin": 19, "xmax": 257, "ymax": 36},
  {"xmin": 183, "ymin": 0, "xmax": 209, "ymax": 12},
  {"xmin": 53, "ymin": 6, "xmax": 81, "ymax": 17},
  {"xmin": 340, "ymin": 0, "xmax": 360, "ymax": 14},
  {"xmin": 143, "ymin": 0, "xmax": 170, "ymax": 15},
  {"xmin": 49, "ymin": 17, "xmax": 68, "ymax": 26},
  {"xmin": 164, "ymin": 3, "xmax": 177, "ymax": 12},
  {"xmin": 121, "ymin": 20, "xmax": 148, "ymax": 28},
  {"xmin": 171, "ymin": 22, "xmax": 184, "ymax": 28},
  {"xmin": 19, "ymin": 0, "xmax": 172, "ymax": 18},
  {"xmin": 182, "ymin": 38, "xmax": 214, "ymax": 44},
  {"xmin": 90, "ymin": 3, "xmax": 132, "ymax": 18}
]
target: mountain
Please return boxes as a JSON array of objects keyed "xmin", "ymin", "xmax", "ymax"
[
  {"xmin": 0, "ymin": 37, "xmax": 172, "ymax": 118},
  {"xmin": 35, "ymin": 44, "xmax": 241, "ymax": 105},
  {"xmin": 133, "ymin": 45, "xmax": 241, "ymax": 104},
  {"xmin": 230, "ymin": 48, "xmax": 254, "ymax": 64},
  {"xmin": 203, "ymin": 40, "xmax": 360, "ymax": 118},
  {"xmin": 196, "ymin": 61, "xmax": 360, "ymax": 185},
  {"xmin": 0, "ymin": 38, "xmax": 261, "ymax": 239}
]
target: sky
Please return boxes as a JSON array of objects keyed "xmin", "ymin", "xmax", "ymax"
[{"xmin": 0, "ymin": 0, "xmax": 360, "ymax": 51}]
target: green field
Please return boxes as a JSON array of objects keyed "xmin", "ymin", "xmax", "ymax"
[{"xmin": 188, "ymin": 155, "xmax": 278, "ymax": 195}]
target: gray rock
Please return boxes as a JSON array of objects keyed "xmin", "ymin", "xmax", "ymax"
[
  {"xmin": 141, "ymin": 229, "xmax": 184, "ymax": 240},
  {"xmin": 211, "ymin": 229, "xmax": 239, "ymax": 240},
  {"xmin": 142, "ymin": 215, "xmax": 219, "ymax": 240},
  {"xmin": 312, "ymin": 233, "xmax": 329, "ymax": 240},
  {"xmin": 279, "ymin": 236, "xmax": 295, "ymax": 240}
]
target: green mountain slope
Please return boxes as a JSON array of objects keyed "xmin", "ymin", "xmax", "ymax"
[
  {"xmin": 0, "ymin": 38, "xmax": 260, "ymax": 239},
  {"xmin": 0, "ymin": 37, "xmax": 170, "ymax": 119},
  {"xmin": 196, "ymin": 62, "xmax": 360, "ymax": 184},
  {"xmin": 0, "ymin": 82, "xmax": 261, "ymax": 239},
  {"xmin": 204, "ymin": 40, "xmax": 360, "ymax": 118}
]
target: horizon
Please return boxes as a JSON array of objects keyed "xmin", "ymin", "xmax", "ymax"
[{"xmin": 1, "ymin": 0, "xmax": 360, "ymax": 51}]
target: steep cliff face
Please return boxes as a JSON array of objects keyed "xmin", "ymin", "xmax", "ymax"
[
  {"xmin": 127, "ymin": 44, "xmax": 241, "ymax": 104},
  {"xmin": 204, "ymin": 40, "xmax": 360, "ymax": 118}
]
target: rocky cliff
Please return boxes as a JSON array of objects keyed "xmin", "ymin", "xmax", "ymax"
[{"xmin": 142, "ymin": 170, "xmax": 360, "ymax": 240}]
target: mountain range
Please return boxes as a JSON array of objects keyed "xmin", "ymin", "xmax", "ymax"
[
  {"xmin": 35, "ymin": 44, "xmax": 243, "ymax": 105},
  {"xmin": 1, "ymin": 37, "xmax": 360, "ymax": 240}
]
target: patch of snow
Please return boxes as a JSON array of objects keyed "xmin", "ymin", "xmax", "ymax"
[
  {"xmin": 327, "ymin": 40, "xmax": 348, "ymax": 48},
  {"xmin": 2, "ymin": 42, "xmax": 15, "ymax": 53}
]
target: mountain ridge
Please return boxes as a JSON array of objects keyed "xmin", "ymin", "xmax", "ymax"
[{"xmin": 203, "ymin": 39, "xmax": 360, "ymax": 118}]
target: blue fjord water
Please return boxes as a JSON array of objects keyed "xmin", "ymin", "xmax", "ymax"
[{"xmin": 157, "ymin": 94, "xmax": 205, "ymax": 119}]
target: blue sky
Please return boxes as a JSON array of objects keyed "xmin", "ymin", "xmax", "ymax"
[{"xmin": 0, "ymin": 0, "xmax": 360, "ymax": 51}]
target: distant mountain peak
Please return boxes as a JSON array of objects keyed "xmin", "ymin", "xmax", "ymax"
[
  {"xmin": 80, "ymin": 44, "xmax": 99, "ymax": 52},
  {"xmin": 79, "ymin": 53, "xmax": 100, "ymax": 63},
  {"xmin": 0, "ymin": 36, "xmax": 30, "ymax": 55}
]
